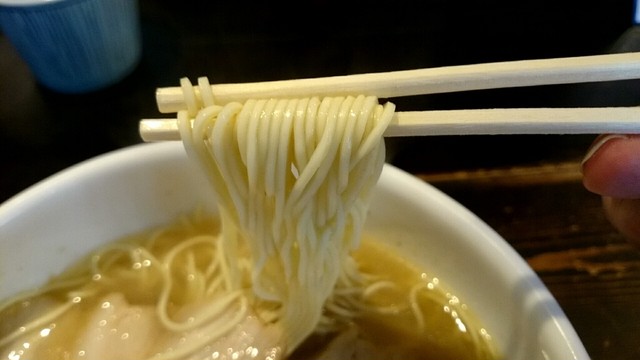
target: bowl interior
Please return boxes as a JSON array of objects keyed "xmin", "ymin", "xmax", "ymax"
[{"xmin": 0, "ymin": 142, "xmax": 588, "ymax": 359}]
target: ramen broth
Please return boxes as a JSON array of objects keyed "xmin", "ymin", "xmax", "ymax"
[{"xmin": 0, "ymin": 213, "xmax": 498, "ymax": 360}]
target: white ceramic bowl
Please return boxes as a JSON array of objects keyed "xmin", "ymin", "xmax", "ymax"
[{"xmin": 0, "ymin": 142, "xmax": 589, "ymax": 359}]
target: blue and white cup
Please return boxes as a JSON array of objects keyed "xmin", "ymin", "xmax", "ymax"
[{"xmin": 0, "ymin": 0, "xmax": 141, "ymax": 93}]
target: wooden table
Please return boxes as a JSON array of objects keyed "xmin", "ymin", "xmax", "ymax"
[{"xmin": 2, "ymin": 1, "xmax": 640, "ymax": 358}]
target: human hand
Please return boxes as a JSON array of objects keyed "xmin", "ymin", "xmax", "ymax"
[{"xmin": 582, "ymin": 135, "xmax": 640, "ymax": 245}]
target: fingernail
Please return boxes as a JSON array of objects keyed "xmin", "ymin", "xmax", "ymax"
[{"xmin": 581, "ymin": 134, "xmax": 629, "ymax": 167}]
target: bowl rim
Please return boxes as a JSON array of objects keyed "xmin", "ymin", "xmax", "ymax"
[
  {"xmin": 377, "ymin": 161, "xmax": 590, "ymax": 360},
  {"xmin": 0, "ymin": 0, "xmax": 76, "ymax": 8}
]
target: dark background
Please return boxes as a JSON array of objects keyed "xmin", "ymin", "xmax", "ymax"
[
  {"xmin": 1, "ymin": 0, "xmax": 638, "ymax": 202},
  {"xmin": 2, "ymin": 1, "xmax": 640, "ymax": 359}
]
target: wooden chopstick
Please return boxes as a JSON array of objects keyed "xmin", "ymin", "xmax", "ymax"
[
  {"xmin": 155, "ymin": 52, "xmax": 640, "ymax": 113},
  {"xmin": 139, "ymin": 106, "xmax": 640, "ymax": 142}
]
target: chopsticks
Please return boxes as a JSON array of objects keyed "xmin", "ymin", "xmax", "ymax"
[
  {"xmin": 140, "ymin": 107, "xmax": 640, "ymax": 142},
  {"xmin": 141, "ymin": 52, "xmax": 640, "ymax": 141}
]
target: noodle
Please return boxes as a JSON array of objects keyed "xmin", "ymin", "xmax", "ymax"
[{"xmin": 177, "ymin": 77, "xmax": 395, "ymax": 349}]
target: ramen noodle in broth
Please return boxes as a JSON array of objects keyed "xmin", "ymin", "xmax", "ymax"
[{"xmin": 0, "ymin": 78, "xmax": 499, "ymax": 359}]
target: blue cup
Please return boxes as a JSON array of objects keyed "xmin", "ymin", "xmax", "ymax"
[{"xmin": 0, "ymin": 0, "xmax": 141, "ymax": 93}]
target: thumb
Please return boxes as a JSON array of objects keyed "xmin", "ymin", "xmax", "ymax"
[{"xmin": 582, "ymin": 134, "xmax": 640, "ymax": 198}]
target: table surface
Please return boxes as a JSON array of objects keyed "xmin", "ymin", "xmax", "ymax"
[{"xmin": 2, "ymin": 1, "xmax": 640, "ymax": 358}]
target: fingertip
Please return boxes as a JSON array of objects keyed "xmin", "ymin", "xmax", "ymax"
[{"xmin": 581, "ymin": 134, "xmax": 640, "ymax": 198}]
